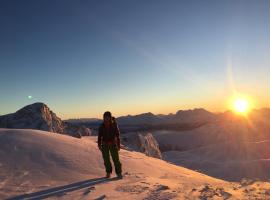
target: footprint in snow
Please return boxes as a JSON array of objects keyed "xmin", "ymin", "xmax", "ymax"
[
  {"xmin": 115, "ymin": 184, "xmax": 150, "ymax": 194},
  {"xmin": 94, "ymin": 194, "xmax": 106, "ymax": 200},
  {"xmin": 83, "ymin": 186, "xmax": 95, "ymax": 195}
]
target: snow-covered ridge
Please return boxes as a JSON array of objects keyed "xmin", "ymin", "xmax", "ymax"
[{"xmin": 0, "ymin": 103, "xmax": 91, "ymax": 138}]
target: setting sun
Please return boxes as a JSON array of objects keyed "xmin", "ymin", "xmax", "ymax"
[{"xmin": 233, "ymin": 98, "xmax": 250, "ymax": 114}]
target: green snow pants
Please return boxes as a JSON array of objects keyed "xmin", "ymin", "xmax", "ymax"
[{"xmin": 101, "ymin": 144, "xmax": 122, "ymax": 175}]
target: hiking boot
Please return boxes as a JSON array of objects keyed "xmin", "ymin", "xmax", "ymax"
[
  {"xmin": 106, "ymin": 173, "xmax": 111, "ymax": 178},
  {"xmin": 117, "ymin": 173, "xmax": 123, "ymax": 179}
]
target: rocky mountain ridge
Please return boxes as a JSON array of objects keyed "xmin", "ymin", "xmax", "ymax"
[{"xmin": 0, "ymin": 102, "xmax": 91, "ymax": 138}]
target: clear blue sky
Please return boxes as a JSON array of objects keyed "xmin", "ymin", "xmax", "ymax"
[{"xmin": 1, "ymin": 0, "xmax": 270, "ymax": 119}]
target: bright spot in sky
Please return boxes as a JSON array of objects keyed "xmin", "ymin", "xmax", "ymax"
[
  {"xmin": 233, "ymin": 98, "xmax": 250, "ymax": 114},
  {"xmin": 28, "ymin": 95, "xmax": 32, "ymax": 99}
]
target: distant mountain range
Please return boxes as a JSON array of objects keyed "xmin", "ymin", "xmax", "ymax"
[
  {"xmin": 65, "ymin": 108, "xmax": 217, "ymax": 132},
  {"xmin": 2, "ymin": 102, "xmax": 270, "ymax": 138},
  {"xmin": 65, "ymin": 107, "xmax": 270, "ymax": 132}
]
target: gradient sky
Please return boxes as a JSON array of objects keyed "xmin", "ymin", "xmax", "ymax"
[{"xmin": 1, "ymin": 0, "xmax": 270, "ymax": 119}]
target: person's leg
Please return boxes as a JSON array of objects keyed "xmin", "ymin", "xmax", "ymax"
[
  {"xmin": 110, "ymin": 144, "xmax": 122, "ymax": 175},
  {"xmin": 101, "ymin": 145, "xmax": 112, "ymax": 174}
]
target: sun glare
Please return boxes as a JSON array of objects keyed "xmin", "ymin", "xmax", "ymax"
[{"xmin": 233, "ymin": 98, "xmax": 250, "ymax": 114}]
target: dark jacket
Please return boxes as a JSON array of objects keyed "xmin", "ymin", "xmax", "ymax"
[{"xmin": 98, "ymin": 121, "xmax": 120, "ymax": 148}]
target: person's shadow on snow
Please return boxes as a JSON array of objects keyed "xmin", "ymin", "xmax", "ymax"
[{"xmin": 7, "ymin": 177, "xmax": 118, "ymax": 200}]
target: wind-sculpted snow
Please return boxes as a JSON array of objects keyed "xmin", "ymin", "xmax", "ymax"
[
  {"xmin": 137, "ymin": 133, "xmax": 162, "ymax": 159},
  {"xmin": 121, "ymin": 132, "xmax": 162, "ymax": 159}
]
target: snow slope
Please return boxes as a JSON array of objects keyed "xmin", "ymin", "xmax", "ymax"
[
  {"xmin": 1, "ymin": 129, "xmax": 269, "ymax": 200},
  {"xmin": 163, "ymin": 140, "xmax": 270, "ymax": 181},
  {"xmin": 151, "ymin": 120, "xmax": 270, "ymax": 181}
]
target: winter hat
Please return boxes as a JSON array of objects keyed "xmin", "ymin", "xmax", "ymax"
[{"xmin": 103, "ymin": 111, "xmax": 112, "ymax": 118}]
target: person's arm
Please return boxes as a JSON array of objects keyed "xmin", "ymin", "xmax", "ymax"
[
  {"xmin": 115, "ymin": 124, "xmax": 121, "ymax": 150},
  {"xmin": 98, "ymin": 126, "xmax": 102, "ymax": 149}
]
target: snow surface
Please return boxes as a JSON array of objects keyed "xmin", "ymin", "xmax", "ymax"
[
  {"xmin": 1, "ymin": 128, "xmax": 269, "ymax": 199},
  {"xmin": 151, "ymin": 121, "xmax": 270, "ymax": 181},
  {"xmin": 163, "ymin": 140, "xmax": 270, "ymax": 181}
]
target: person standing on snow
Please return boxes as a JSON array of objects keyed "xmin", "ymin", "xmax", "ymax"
[{"xmin": 98, "ymin": 111, "xmax": 122, "ymax": 178}]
